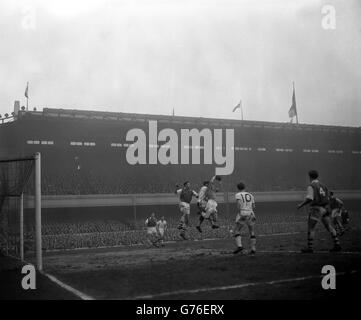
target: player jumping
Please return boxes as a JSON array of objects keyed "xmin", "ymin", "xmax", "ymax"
[
  {"xmin": 175, "ymin": 181, "xmax": 198, "ymax": 240},
  {"xmin": 196, "ymin": 180, "xmax": 209, "ymax": 233},
  {"xmin": 297, "ymin": 170, "xmax": 341, "ymax": 253},
  {"xmin": 196, "ymin": 175, "xmax": 221, "ymax": 233},
  {"xmin": 233, "ymin": 182, "xmax": 256, "ymax": 255}
]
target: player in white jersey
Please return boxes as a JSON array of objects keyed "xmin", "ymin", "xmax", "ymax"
[
  {"xmin": 233, "ymin": 182, "xmax": 256, "ymax": 254},
  {"xmin": 196, "ymin": 175, "xmax": 221, "ymax": 233},
  {"xmin": 156, "ymin": 216, "xmax": 167, "ymax": 246}
]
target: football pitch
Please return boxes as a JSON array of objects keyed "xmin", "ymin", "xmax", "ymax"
[{"xmin": 3, "ymin": 227, "xmax": 360, "ymax": 300}]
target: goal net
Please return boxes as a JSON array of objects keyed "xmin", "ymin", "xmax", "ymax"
[{"xmin": 0, "ymin": 153, "xmax": 42, "ymax": 270}]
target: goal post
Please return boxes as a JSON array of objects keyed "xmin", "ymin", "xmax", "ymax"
[
  {"xmin": 34, "ymin": 152, "xmax": 42, "ymax": 270},
  {"xmin": 0, "ymin": 152, "xmax": 42, "ymax": 270},
  {"xmin": 20, "ymin": 192, "xmax": 24, "ymax": 261}
]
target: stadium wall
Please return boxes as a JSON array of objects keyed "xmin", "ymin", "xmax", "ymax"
[
  {"xmin": 24, "ymin": 190, "xmax": 361, "ymax": 208},
  {"xmin": 1, "ymin": 108, "xmax": 361, "ymax": 195},
  {"xmin": 22, "ymin": 191, "xmax": 361, "ymax": 225}
]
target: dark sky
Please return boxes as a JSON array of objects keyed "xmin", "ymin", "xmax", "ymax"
[{"xmin": 0, "ymin": 0, "xmax": 360, "ymax": 126}]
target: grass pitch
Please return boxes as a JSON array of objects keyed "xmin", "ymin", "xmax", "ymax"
[{"xmin": 37, "ymin": 228, "xmax": 361, "ymax": 300}]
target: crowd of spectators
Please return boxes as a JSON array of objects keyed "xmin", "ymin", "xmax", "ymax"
[
  {"xmin": 17, "ymin": 152, "xmax": 360, "ymax": 195},
  {"xmin": 39, "ymin": 172, "xmax": 359, "ymax": 195},
  {"xmin": 2, "ymin": 206, "xmax": 360, "ymax": 253},
  {"xmin": 2, "ymin": 213, "xmax": 311, "ymax": 252}
]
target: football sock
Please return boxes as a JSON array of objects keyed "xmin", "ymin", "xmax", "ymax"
[
  {"xmin": 185, "ymin": 214, "xmax": 190, "ymax": 226},
  {"xmin": 307, "ymin": 231, "xmax": 314, "ymax": 249},
  {"xmin": 250, "ymin": 235, "xmax": 256, "ymax": 251},
  {"xmin": 332, "ymin": 234, "xmax": 340, "ymax": 245}
]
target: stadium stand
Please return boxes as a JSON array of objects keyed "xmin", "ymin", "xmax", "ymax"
[{"xmin": 1, "ymin": 108, "xmax": 360, "ymax": 195}]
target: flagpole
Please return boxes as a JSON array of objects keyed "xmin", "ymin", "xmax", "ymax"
[
  {"xmin": 26, "ymin": 82, "xmax": 29, "ymax": 111},
  {"xmin": 293, "ymin": 82, "xmax": 298, "ymax": 124},
  {"xmin": 239, "ymin": 82, "xmax": 244, "ymax": 121},
  {"xmin": 240, "ymin": 100, "xmax": 244, "ymax": 121}
]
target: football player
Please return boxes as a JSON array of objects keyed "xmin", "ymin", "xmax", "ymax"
[
  {"xmin": 297, "ymin": 170, "xmax": 341, "ymax": 253},
  {"xmin": 196, "ymin": 180, "xmax": 209, "ymax": 232},
  {"xmin": 233, "ymin": 182, "xmax": 256, "ymax": 255},
  {"xmin": 329, "ymin": 191, "xmax": 346, "ymax": 236},
  {"xmin": 156, "ymin": 216, "xmax": 167, "ymax": 246},
  {"xmin": 175, "ymin": 181, "xmax": 198, "ymax": 240},
  {"xmin": 196, "ymin": 175, "xmax": 221, "ymax": 232},
  {"xmin": 145, "ymin": 212, "xmax": 160, "ymax": 247}
]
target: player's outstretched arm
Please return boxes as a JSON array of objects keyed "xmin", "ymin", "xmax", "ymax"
[
  {"xmin": 297, "ymin": 198, "xmax": 312, "ymax": 209},
  {"xmin": 338, "ymin": 199, "xmax": 344, "ymax": 207},
  {"xmin": 174, "ymin": 184, "xmax": 179, "ymax": 194},
  {"xmin": 210, "ymin": 176, "xmax": 222, "ymax": 192},
  {"xmin": 210, "ymin": 175, "xmax": 222, "ymax": 183}
]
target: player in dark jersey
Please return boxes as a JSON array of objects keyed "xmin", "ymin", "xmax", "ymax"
[
  {"xmin": 145, "ymin": 212, "xmax": 160, "ymax": 247},
  {"xmin": 329, "ymin": 191, "xmax": 347, "ymax": 235},
  {"xmin": 297, "ymin": 170, "xmax": 341, "ymax": 253},
  {"xmin": 196, "ymin": 181, "xmax": 210, "ymax": 232},
  {"xmin": 175, "ymin": 181, "xmax": 198, "ymax": 240},
  {"xmin": 329, "ymin": 191, "xmax": 344, "ymax": 233}
]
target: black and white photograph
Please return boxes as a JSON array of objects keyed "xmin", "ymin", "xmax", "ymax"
[{"xmin": 0, "ymin": 0, "xmax": 361, "ymax": 306}]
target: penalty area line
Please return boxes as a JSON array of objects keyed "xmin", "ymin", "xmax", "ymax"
[
  {"xmin": 132, "ymin": 270, "xmax": 360, "ymax": 300},
  {"xmin": 40, "ymin": 271, "xmax": 95, "ymax": 300},
  {"xmin": 258, "ymin": 250, "xmax": 361, "ymax": 255}
]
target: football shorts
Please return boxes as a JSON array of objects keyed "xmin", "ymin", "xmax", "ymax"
[
  {"xmin": 308, "ymin": 206, "xmax": 329, "ymax": 222},
  {"xmin": 236, "ymin": 211, "xmax": 255, "ymax": 222},
  {"xmin": 179, "ymin": 202, "xmax": 191, "ymax": 215},
  {"xmin": 234, "ymin": 214, "xmax": 256, "ymax": 235},
  {"xmin": 201, "ymin": 199, "xmax": 217, "ymax": 219},
  {"xmin": 331, "ymin": 208, "xmax": 342, "ymax": 218},
  {"xmin": 147, "ymin": 227, "xmax": 157, "ymax": 235}
]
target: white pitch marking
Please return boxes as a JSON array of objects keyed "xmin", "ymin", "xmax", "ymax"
[
  {"xmin": 41, "ymin": 271, "xmax": 95, "ymax": 300},
  {"xmin": 4, "ymin": 254, "xmax": 94, "ymax": 300},
  {"xmin": 132, "ymin": 270, "xmax": 360, "ymax": 300},
  {"xmin": 257, "ymin": 232, "xmax": 301, "ymax": 237},
  {"xmin": 258, "ymin": 250, "xmax": 361, "ymax": 255}
]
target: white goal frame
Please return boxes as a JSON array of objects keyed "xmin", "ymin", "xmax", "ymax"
[{"xmin": 0, "ymin": 152, "xmax": 42, "ymax": 270}]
